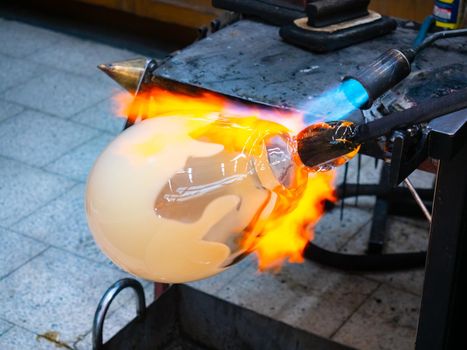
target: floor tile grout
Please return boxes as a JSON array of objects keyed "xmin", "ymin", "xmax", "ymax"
[
  {"xmin": 0, "ymin": 59, "xmax": 52, "ymax": 95},
  {"xmin": 39, "ymin": 131, "xmax": 106, "ymax": 170},
  {"xmin": 1, "ymin": 71, "xmax": 115, "ymax": 119},
  {"xmin": 0, "ymin": 154, "xmax": 90, "ymax": 184},
  {"xmin": 335, "ymin": 215, "xmax": 373, "ymax": 252},
  {"xmin": 2, "ymin": 175, "xmax": 78, "ymax": 228},
  {"xmin": 360, "ymin": 276, "xmax": 423, "ymax": 298},
  {"xmin": 329, "ymin": 281, "xmax": 382, "ymax": 340},
  {"xmin": 0, "ymin": 246, "xmax": 51, "ymax": 283}
]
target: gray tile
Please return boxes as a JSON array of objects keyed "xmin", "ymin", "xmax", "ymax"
[
  {"xmin": 187, "ymin": 255, "xmax": 255, "ymax": 295},
  {"xmin": 0, "ymin": 248, "xmax": 137, "ymax": 344},
  {"xmin": 0, "ymin": 326, "xmax": 63, "ymax": 350},
  {"xmin": 0, "ymin": 228, "xmax": 47, "ymax": 279},
  {"xmin": 0, "ymin": 110, "xmax": 100, "ymax": 167},
  {"xmin": 12, "ymin": 184, "xmax": 111, "ymax": 265},
  {"xmin": 28, "ymin": 36, "xmax": 139, "ymax": 79},
  {"xmin": 71, "ymin": 98, "xmax": 127, "ymax": 134},
  {"xmin": 3, "ymin": 70, "xmax": 111, "ymax": 118},
  {"xmin": 313, "ymin": 206, "xmax": 372, "ymax": 251},
  {"xmin": 340, "ymin": 219, "xmax": 428, "ymax": 296},
  {"xmin": 0, "ymin": 319, "xmax": 13, "ymax": 336},
  {"xmin": 0, "ymin": 100, "xmax": 24, "ymax": 122},
  {"xmin": 0, "ymin": 19, "xmax": 65, "ymax": 58},
  {"xmin": 333, "ymin": 284, "xmax": 420, "ymax": 350},
  {"xmin": 215, "ymin": 260, "xmax": 378, "ymax": 338},
  {"xmin": 341, "ymin": 218, "xmax": 429, "ymax": 255},
  {"xmin": 45, "ymin": 133, "xmax": 114, "ymax": 182},
  {"xmin": 0, "ymin": 157, "xmax": 75, "ymax": 226},
  {"xmin": 0, "ymin": 54, "xmax": 45, "ymax": 94}
]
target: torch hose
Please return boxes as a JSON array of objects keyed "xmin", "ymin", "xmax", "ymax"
[
  {"xmin": 414, "ymin": 28, "xmax": 467, "ymax": 55},
  {"xmin": 353, "ymin": 88, "xmax": 467, "ymax": 143}
]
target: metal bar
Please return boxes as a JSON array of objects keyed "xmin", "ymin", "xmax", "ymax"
[
  {"xmin": 340, "ymin": 162, "xmax": 349, "ymax": 220},
  {"xmin": 367, "ymin": 163, "xmax": 390, "ymax": 254},
  {"xmin": 355, "ymin": 153, "xmax": 361, "ymax": 206},
  {"xmin": 92, "ymin": 278, "xmax": 146, "ymax": 350},
  {"xmin": 416, "ymin": 141, "xmax": 467, "ymax": 349},
  {"xmin": 403, "ymin": 178, "xmax": 432, "ymax": 223},
  {"xmin": 337, "ymin": 183, "xmax": 434, "ymax": 200}
]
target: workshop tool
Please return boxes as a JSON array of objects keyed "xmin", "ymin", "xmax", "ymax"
[
  {"xmin": 280, "ymin": 0, "xmax": 397, "ymax": 52},
  {"xmin": 297, "ymin": 28, "xmax": 467, "ymax": 271},
  {"xmin": 297, "ymin": 28, "xmax": 467, "ymax": 169}
]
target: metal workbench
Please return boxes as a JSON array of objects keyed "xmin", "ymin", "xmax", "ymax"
[{"xmin": 154, "ymin": 19, "xmax": 467, "ymax": 350}]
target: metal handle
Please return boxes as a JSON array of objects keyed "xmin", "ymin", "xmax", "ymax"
[{"xmin": 92, "ymin": 278, "xmax": 146, "ymax": 350}]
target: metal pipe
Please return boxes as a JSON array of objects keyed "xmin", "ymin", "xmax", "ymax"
[
  {"xmin": 92, "ymin": 278, "xmax": 146, "ymax": 350},
  {"xmin": 404, "ymin": 178, "xmax": 432, "ymax": 223},
  {"xmin": 353, "ymin": 88, "xmax": 467, "ymax": 143}
]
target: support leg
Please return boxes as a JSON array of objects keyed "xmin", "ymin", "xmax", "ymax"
[{"xmin": 416, "ymin": 142, "xmax": 467, "ymax": 349}]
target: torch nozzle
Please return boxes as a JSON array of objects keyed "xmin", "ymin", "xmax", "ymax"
[{"xmin": 344, "ymin": 48, "xmax": 413, "ymax": 109}]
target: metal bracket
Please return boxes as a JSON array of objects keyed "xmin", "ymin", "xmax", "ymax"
[
  {"xmin": 92, "ymin": 278, "xmax": 146, "ymax": 350},
  {"xmin": 389, "ymin": 127, "xmax": 429, "ymax": 187}
]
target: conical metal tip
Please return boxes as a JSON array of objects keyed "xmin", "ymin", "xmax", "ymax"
[
  {"xmin": 97, "ymin": 63, "xmax": 109, "ymax": 72},
  {"xmin": 97, "ymin": 57, "xmax": 150, "ymax": 93}
]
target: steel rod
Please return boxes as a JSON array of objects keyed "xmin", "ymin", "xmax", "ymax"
[
  {"xmin": 353, "ymin": 89, "xmax": 467, "ymax": 143},
  {"xmin": 404, "ymin": 178, "xmax": 432, "ymax": 223}
]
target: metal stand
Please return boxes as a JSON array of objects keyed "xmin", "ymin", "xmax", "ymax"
[{"xmin": 415, "ymin": 141, "xmax": 467, "ymax": 349}]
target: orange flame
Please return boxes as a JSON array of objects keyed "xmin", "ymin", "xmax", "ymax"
[
  {"xmin": 114, "ymin": 87, "xmax": 305, "ymax": 132},
  {"xmin": 248, "ymin": 171, "xmax": 336, "ymax": 270},
  {"xmin": 113, "ymin": 87, "xmax": 336, "ymax": 271}
]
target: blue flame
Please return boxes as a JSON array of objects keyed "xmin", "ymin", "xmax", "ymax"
[{"xmin": 303, "ymin": 79, "xmax": 369, "ymax": 124}]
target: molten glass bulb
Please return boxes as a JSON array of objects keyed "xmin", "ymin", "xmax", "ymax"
[{"xmin": 86, "ymin": 114, "xmax": 308, "ymax": 283}]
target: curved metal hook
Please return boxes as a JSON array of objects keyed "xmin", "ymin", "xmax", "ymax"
[{"xmin": 92, "ymin": 278, "xmax": 146, "ymax": 350}]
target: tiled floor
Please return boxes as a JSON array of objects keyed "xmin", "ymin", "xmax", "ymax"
[
  {"xmin": 0, "ymin": 17, "xmax": 431, "ymax": 350},
  {"xmin": 0, "ymin": 18, "xmax": 155, "ymax": 349}
]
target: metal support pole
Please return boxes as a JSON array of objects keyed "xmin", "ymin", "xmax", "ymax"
[
  {"xmin": 367, "ymin": 164, "xmax": 391, "ymax": 254},
  {"xmin": 415, "ymin": 141, "xmax": 467, "ymax": 349}
]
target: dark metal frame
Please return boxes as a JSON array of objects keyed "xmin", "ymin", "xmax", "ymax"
[{"xmin": 415, "ymin": 110, "xmax": 467, "ymax": 349}]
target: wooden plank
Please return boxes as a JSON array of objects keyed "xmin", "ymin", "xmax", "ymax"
[
  {"xmin": 134, "ymin": 0, "xmax": 222, "ymax": 28},
  {"xmin": 369, "ymin": 0, "xmax": 433, "ymax": 22},
  {"xmin": 74, "ymin": 0, "xmax": 225, "ymax": 28},
  {"xmin": 76, "ymin": 0, "xmax": 135, "ymax": 12}
]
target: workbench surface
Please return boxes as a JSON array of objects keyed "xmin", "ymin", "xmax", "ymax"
[{"xmin": 155, "ymin": 19, "xmax": 467, "ymax": 111}]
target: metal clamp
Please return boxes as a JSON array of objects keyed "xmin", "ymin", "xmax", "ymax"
[{"xmin": 92, "ymin": 278, "xmax": 146, "ymax": 350}]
